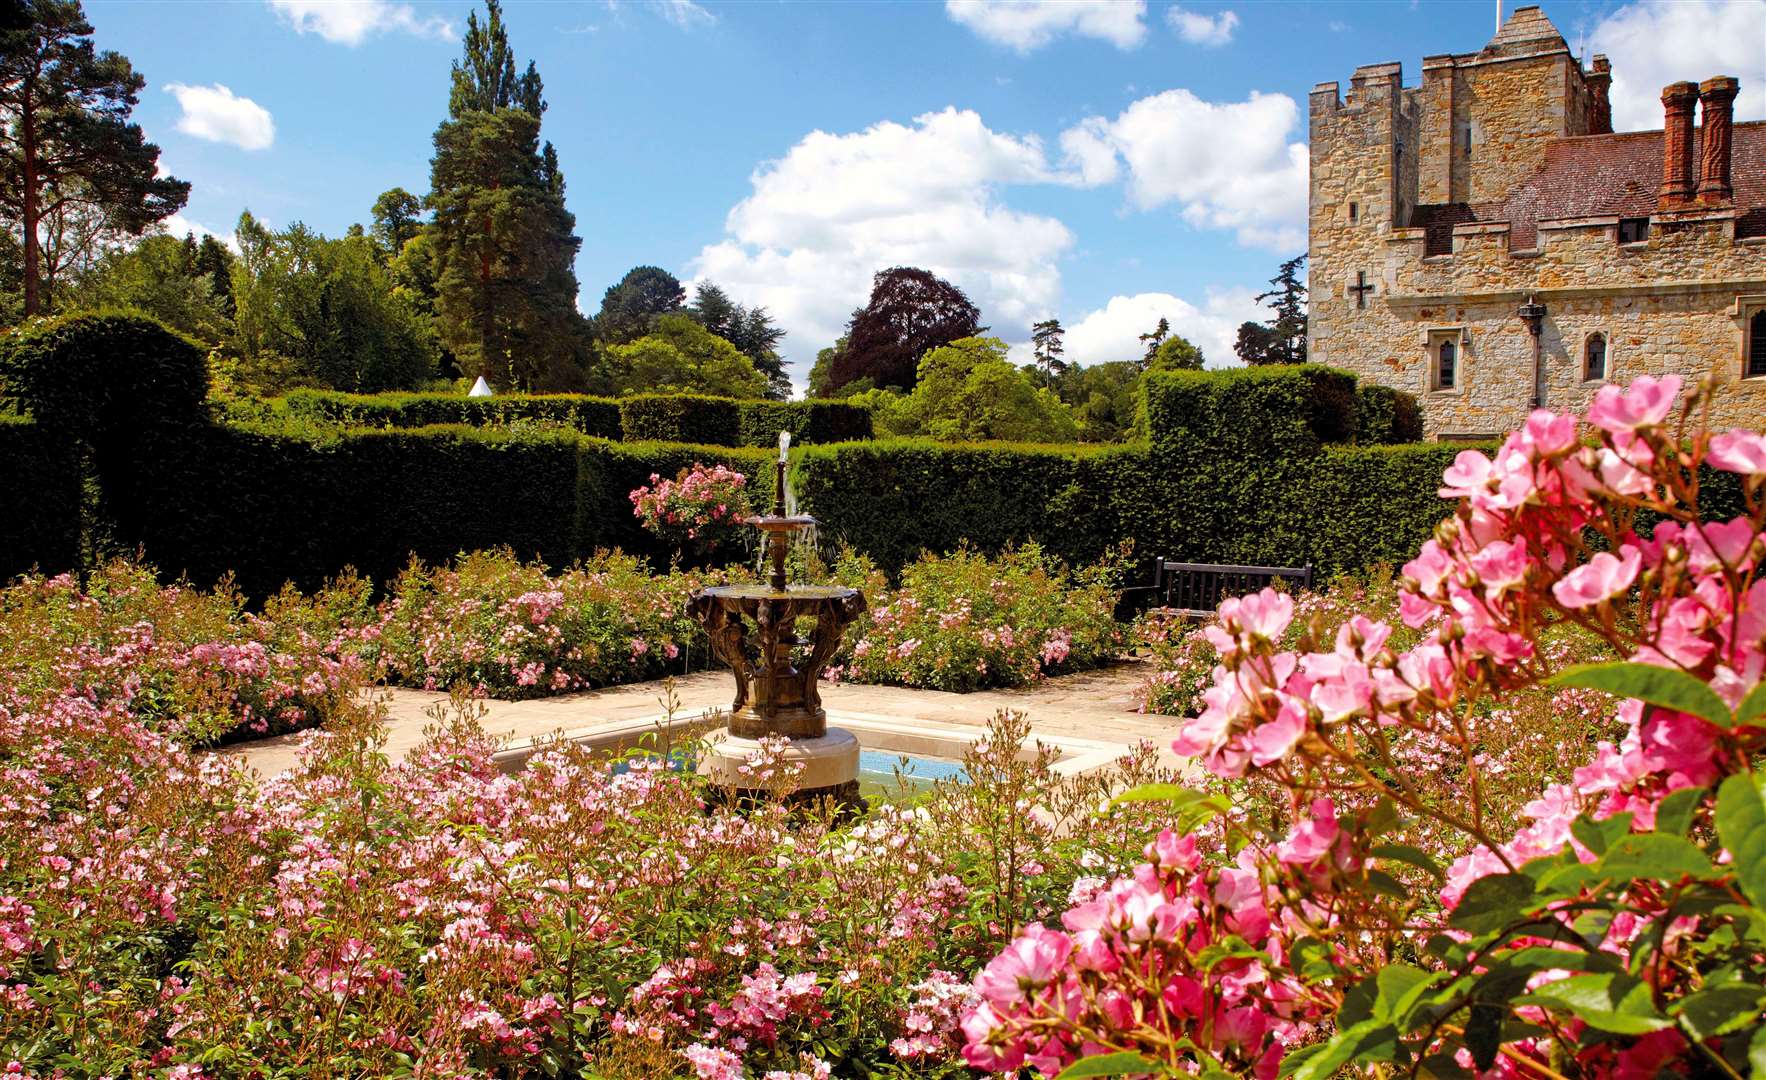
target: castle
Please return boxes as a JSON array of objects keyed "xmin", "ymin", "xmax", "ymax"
[{"xmin": 1306, "ymin": 5, "xmax": 1766, "ymax": 439}]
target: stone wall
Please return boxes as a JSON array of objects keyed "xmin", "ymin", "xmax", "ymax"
[
  {"xmin": 1308, "ymin": 6, "xmax": 1766, "ymax": 441},
  {"xmin": 1315, "ymin": 211, "xmax": 1766, "ymax": 436}
]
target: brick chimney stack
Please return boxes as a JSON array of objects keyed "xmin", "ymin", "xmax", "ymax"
[
  {"xmin": 1660, "ymin": 81, "xmax": 1699, "ymax": 208},
  {"xmin": 1588, "ymin": 56, "xmax": 1612, "ymax": 135},
  {"xmin": 1697, "ymin": 76, "xmax": 1740, "ymax": 205}
]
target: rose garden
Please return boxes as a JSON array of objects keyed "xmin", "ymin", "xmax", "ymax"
[{"xmin": 2, "ymin": 313, "xmax": 1765, "ymax": 1078}]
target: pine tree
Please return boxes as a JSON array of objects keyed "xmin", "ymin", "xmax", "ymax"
[
  {"xmin": 427, "ymin": 0, "xmax": 583, "ymax": 391},
  {"xmin": 1031, "ymin": 318, "xmax": 1066, "ymax": 383},
  {"xmin": 1236, "ymin": 254, "xmax": 1308, "ymax": 366},
  {"xmin": 0, "ymin": 0, "xmax": 188, "ymax": 314},
  {"xmin": 688, "ymin": 281, "xmax": 788, "ymax": 398},
  {"xmin": 596, "ymin": 265, "xmax": 684, "ymax": 345},
  {"xmin": 1138, "ymin": 316, "xmax": 1170, "ymax": 368}
]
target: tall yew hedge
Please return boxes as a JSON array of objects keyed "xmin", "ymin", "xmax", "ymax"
[{"xmin": 0, "ymin": 313, "xmax": 1481, "ymax": 594}]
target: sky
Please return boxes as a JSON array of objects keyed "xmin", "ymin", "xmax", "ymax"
[{"xmin": 87, "ymin": 0, "xmax": 1766, "ymax": 391}]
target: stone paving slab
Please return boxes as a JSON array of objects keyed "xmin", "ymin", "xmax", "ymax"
[{"xmin": 214, "ymin": 660, "xmax": 1179, "ymax": 778}]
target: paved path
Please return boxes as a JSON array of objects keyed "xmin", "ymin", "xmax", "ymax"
[{"xmin": 214, "ymin": 661, "xmax": 1179, "ymax": 777}]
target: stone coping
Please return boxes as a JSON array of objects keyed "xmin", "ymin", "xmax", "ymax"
[{"xmin": 489, "ymin": 708, "xmax": 1133, "ymax": 778}]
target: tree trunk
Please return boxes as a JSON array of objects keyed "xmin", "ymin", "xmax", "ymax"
[{"xmin": 21, "ymin": 93, "xmax": 40, "ymax": 316}]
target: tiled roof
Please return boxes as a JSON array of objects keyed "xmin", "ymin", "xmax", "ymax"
[{"xmin": 1407, "ymin": 121, "xmax": 1766, "ymax": 250}]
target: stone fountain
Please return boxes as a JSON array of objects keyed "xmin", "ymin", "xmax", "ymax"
[{"xmin": 687, "ymin": 433, "xmax": 867, "ymax": 803}]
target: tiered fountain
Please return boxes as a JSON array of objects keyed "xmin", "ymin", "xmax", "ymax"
[{"xmin": 687, "ymin": 433, "xmax": 868, "ymax": 804}]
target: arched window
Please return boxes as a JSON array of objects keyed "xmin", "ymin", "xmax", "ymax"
[
  {"xmin": 1437, "ymin": 339, "xmax": 1457, "ymax": 389},
  {"xmin": 1584, "ymin": 333, "xmax": 1607, "ymax": 381},
  {"xmin": 1750, "ymin": 310, "xmax": 1766, "ymax": 378}
]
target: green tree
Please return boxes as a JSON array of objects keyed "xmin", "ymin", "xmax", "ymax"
[
  {"xmin": 807, "ymin": 336, "xmax": 853, "ymax": 398},
  {"xmin": 226, "ymin": 211, "xmax": 437, "ymax": 393},
  {"xmin": 370, "ymin": 187, "xmax": 424, "ymax": 261},
  {"xmin": 861, "ymin": 336, "xmax": 1076, "ymax": 443},
  {"xmin": 1236, "ymin": 253, "xmax": 1307, "ymax": 365},
  {"xmin": 1031, "ymin": 318, "xmax": 1066, "ymax": 383},
  {"xmin": 68, "ymin": 231, "xmax": 230, "ymax": 342},
  {"xmin": 688, "ymin": 281, "xmax": 788, "ymax": 399},
  {"xmin": 1063, "ymin": 361, "xmax": 1140, "ymax": 443},
  {"xmin": 428, "ymin": 0, "xmax": 583, "ymax": 391},
  {"xmin": 0, "ymin": 0, "xmax": 188, "ymax": 315},
  {"xmin": 605, "ymin": 313, "xmax": 765, "ymax": 397},
  {"xmin": 1147, "ymin": 333, "xmax": 1203, "ymax": 372},
  {"xmin": 596, "ymin": 265, "xmax": 684, "ymax": 345},
  {"xmin": 191, "ymin": 234, "xmax": 234, "ymax": 317},
  {"xmin": 1137, "ymin": 316, "xmax": 1170, "ymax": 367}
]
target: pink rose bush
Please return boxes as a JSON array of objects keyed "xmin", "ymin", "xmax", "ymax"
[
  {"xmin": 0, "ymin": 589, "xmax": 1194, "ymax": 1078},
  {"xmin": 965, "ymin": 375, "xmax": 1766, "ymax": 1078},
  {"xmin": 0, "ymin": 560, "xmax": 367, "ymax": 745},
  {"xmin": 830, "ymin": 543, "xmax": 1127, "ymax": 692},
  {"xmin": 630, "ymin": 462, "xmax": 754, "ymax": 559},
  {"xmin": 359, "ymin": 549, "xmax": 721, "ymax": 699}
]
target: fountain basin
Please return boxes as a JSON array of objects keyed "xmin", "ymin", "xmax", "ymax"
[
  {"xmin": 688, "ymin": 583, "xmax": 865, "ymax": 740},
  {"xmin": 697, "ymin": 726, "xmax": 859, "ymax": 790}
]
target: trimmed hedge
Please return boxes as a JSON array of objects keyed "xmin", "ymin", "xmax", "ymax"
[
  {"xmin": 793, "ymin": 440, "xmax": 1109, "ymax": 572},
  {"xmin": 280, "ymin": 389, "xmax": 624, "ymax": 439},
  {"xmin": 0, "ymin": 317, "xmax": 1517, "ymax": 594},
  {"xmin": 738, "ymin": 399, "xmax": 873, "ymax": 447},
  {"xmin": 618, "ymin": 394, "xmax": 743, "ymax": 447},
  {"xmin": 0, "ymin": 312, "xmax": 208, "ymax": 437},
  {"xmin": 266, "ymin": 389, "xmax": 874, "ymax": 448},
  {"xmin": 1352, "ymin": 384, "xmax": 1425, "ymax": 445},
  {"xmin": 1142, "ymin": 365, "xmax": 1359, "ymax": 455},
  {"xmin": 0, "ymin": 417, "xmax": 82, "ymax": 578}
]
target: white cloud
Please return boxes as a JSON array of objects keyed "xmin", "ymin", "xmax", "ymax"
[
  {"xmin": 945, "ymin": 0, "xmax": 1148, "ymax": 52},
  {"xmin": 163, "ymin": 83, "xmax": 275, "ymax": 151},
  {"xmin": 689, "ymin": 107, "xmax": 1078, "ymax": 383},
  {"xmin": 267, "ymin": 0, "xmax": 453, "ymax": 45},
  {"xmin": 654, "ymin": 0, "xmax": 716, "ymax": 28},
  {"xmin": 1059, "ymin": 88, "xmax": 1307, "ymax": 250},
  {"xmin": 1166, "ymin": 5, "xmax": 1237, "ymax": 46},
  {"xmin": 1591, "ymin": 0, "xmax": 1765, "ymax": 132},
  {"xmin": 1056, "ymin": 288, "xmax": 1265, "ymax": 368}
]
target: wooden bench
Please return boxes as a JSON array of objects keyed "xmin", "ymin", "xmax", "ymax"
[{"xmin": 1145, "ymin": 559, "xmax": 1314, "ymax": 619}]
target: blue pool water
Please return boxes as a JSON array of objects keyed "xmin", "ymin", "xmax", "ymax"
[
  {"xmin": 857, "ymin": 749, "xmax": 967, "ymax": 799},
  {"xmin": 610, "ymin": 746, "xmax": 966, "ymax": 801}
]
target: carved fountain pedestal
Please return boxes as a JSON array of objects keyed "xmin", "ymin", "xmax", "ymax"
[{"xmin": 687, "ymin": 436, "xmax": 867, "ymax": 804}]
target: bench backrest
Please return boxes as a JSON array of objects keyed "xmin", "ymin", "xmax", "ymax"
[{"xmin": 1152, "ymin": 559, "xmax": 1313, "ymax": 618}]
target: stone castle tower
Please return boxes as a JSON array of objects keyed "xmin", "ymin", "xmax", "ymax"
[{"xmin": 1307, "ymin": 5, "xmax": 1766, "ymax": 439}]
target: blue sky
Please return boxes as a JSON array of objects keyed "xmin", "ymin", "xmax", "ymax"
[{"xmin": 87, "ymin": 0, "xmax": 1766, "ymax": 389}]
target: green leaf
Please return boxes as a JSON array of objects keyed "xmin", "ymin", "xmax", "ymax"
[
  {"xmin": 1672, "ymin": 983, "xmax": 1766, "ymax": 1039},
  {"xmin": 1463, "ymin": 1003, "xmax": 1503, "ymax": 1072},
  {"xmin": 1596, "ymin": 833, "xmax": 1714, "ymax": 882},
  {"xmin": 1372, "ymin": 843, "xmax": 1445, "ymax": 882},
  {"xmin": 1750, "ymin": 1023, "xmax": 1766, "ymax": 1080},
  {"xmin": 1110, "ymin": 783, "xmax": 1210, "ymax": 805},
  {"xmin": 1448, "ymin": 873, "xmax": 1537, "ymax": 934},
  {"xmin": 1718, "ymin": 772, "xmax": 1766, "ymax": 907},
  {"xmin": 1737, "ymin": 681, "xmax": 1766, "ymax": 729},
  {"xmin": 1655, "ymin": 786, "xmax": 1706, "ymax": 837},
  {"xmin": 1288, "ymin": 1020, "xmax": 1396, "ymax": 1080},
  {"xmin": 1364, "ymin": 869, "xmax": 1411, "ymax": 901},
  {"xmin": 1550, "ymin": 662, "xmax": 1734, "ymax": 729},
  {"xmin": 1374, "ymin": 963, "xmax": 1441, "ymax": 1026},
  {"xmin": 1517, "ymin": 972, "xmax": 1673, "ymax": 1034},
  {"xmin": 1496, "ymin": 946, "xmax": 1623, "ymax": 975},
  {"xmin": 1054, "ymin": 1052, "xmax": 1168, "ymax": 1078},
  {"xmin": 1571, "ymin": 812, "xmax": 1633, "ymax": 856}
]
